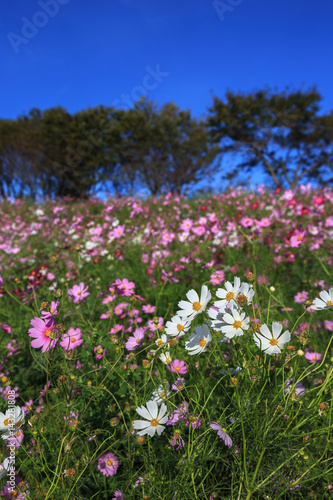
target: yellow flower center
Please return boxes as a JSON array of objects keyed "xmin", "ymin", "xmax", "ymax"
[
  {"xmin": 3, "ymin": 418, "xmax": 12, "ymax": 426},
  {"xmin": 70, "ymin": 337, "xmax": 76, "ymax": 343},
  {"xmin": 166, "ymin": 357, "xmax": 172, "ymax": 363},
  {"xmin": 15, "ymin": 420, "xmax": 22, "ymax": 428},
  {"xmin": 175, "ymin": 366, "xmax": 181, "ymax": 371},
  {"xmin": 192, "ymin": 301, "xmax": 202, "ymax": 311},
  {"xmin": 44, "ymin": 329, "xmax": 52, "ymax": 337},
  {"xmin": 160, "ymin": 392, "xmax": 166, "ymax": 399},
  {"xmin": 106, "ymin": 459, "xmax": 113, "ymax": 466},
  {"xmin": 174, "ymin": 432, "xmax": 180, "ymax": 439},
  {"xmin": 270, "ymin": 338, "xmax": 278, "ymax": 345},
  {"xmin": 226, "ymin": 291, "xmax": 235, "ymax": 301},
  {"xmin": 136, "ymin": 338, "xmax": 141, "ymax": 343},
  {"xmin": 1, "ymin": 376, "xmax": 8, "ymax": 383},
  {"xmin": 77, "ymin": 291, "xmax": 82, "ymax": 295},
  {"xmin": 177, "ymin": 324, "xmax": 184, "ymax": 331},
  {"xmin": 327, "ymin": 300, "xmax": 333, "ymax": 306},
  {"xmin": 198, "ymin": 339, "xmax": 207, "ymax": 347},
  {"xmin": 50, "ymin": 309, "xmax": 55, "ymax": 313},
  {"xmin": 150, "ymin": 418, "xmax": 159, "ymax": 427},
  {"xmin": 233, "ymin": 320, "xmax": 242, "ymax": 329},
  {"xmin": 157, "ymin": 340, "xmax": 164, "ymax": 346}
]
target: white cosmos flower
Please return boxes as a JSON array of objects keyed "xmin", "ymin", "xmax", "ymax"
[
  {"xmin": 0, "ymin": 457, "xmax": 10, "ymax": 480},
  {"xmin": 312, "ymin": 288, "xmax": 333, "ymax": 310},
  {"xmin": 237, "ymin": 282, "xmax": 255, "ymax": 306},
  {"xmin": 254, "ymin": 322, "xmax": 290, "ymax": 355},
  {"xmin": 208, "ymin": 306, "xmax": 227, "ymax": 332},
  {"xmin": 214, "ymin": 277, "xmax": 242, "ymax": 310},
  {"xmin": 220, "ymin": 306, "xmax": 250, "ymax": 338},
  {"xmin": 177, "ymin": 285, "xmax": 211, "ymax": 321},
  {"xmin": 0, "ymin": 406, "xmax": 25, "ymax": 439},
  {"xmin": 133, "ymin": 400, "xmax": 168, "ymax": 437},
  {"xmin": 155, "ymin": 334, "xmax": 170, "ymax": 349},
  {"xmin": 151, "ymin": 383, "xmax": 171, "ymax": 404},
  {"xmin": 165, "ymin": 315, "xmax": 191, "ymax": 337},
  {"xmin": 159, "ymin": 351, "xmax": 173, "ymax": 365},
  {"xmin": 185, "ymin": 324, "xmax": 212, "ymax": 355}
]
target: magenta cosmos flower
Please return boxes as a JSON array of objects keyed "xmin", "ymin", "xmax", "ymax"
[
  {"xmin": 209, "ymin": 422, "xmax": 232, "ymax": 448},
  {"xmin": 168, "ymin": 359, "xmax": 188, "ymax": 375},
  {"xmin": 28, "ymin": 317, "xmax": 58, "ymax": 353},
  {"xmin": 68, "ymin": 283, "xmax": 90, "ymax": 303},
  {"xmin": 98, "ymin": 452, "xmax": 118, "ymax": 477},
  {"xmin": 60, "ymin": 327, "xmax": 84, "ymax": 350}
]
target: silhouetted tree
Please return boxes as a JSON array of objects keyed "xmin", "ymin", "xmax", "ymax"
[{"xmin": 208, "ymin": 88, "xmax": 333, "ymax": 188}]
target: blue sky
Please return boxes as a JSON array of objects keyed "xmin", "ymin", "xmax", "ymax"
[{"xmin": 1, "ymin": 0, "xmax": 333, "ymax": 191}]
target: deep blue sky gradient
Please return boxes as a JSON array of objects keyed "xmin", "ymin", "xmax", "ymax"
[{"xmin": 1, "ymin": 0, "xmax": 333, "ymax": 191}]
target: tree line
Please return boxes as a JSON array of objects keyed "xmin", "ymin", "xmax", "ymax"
[{"xmin": 0, "ymin": 87, "xmax": 332, "ymax": 198}]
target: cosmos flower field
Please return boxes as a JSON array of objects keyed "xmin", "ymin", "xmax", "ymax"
[{"xmin": 0, "ymin": 185, "xmax": 333, "ymax": 499}]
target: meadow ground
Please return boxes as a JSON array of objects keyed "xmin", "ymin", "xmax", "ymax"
[{"xmin": 0, "ymin": 185, "xmax": 333, "ymax": 499}]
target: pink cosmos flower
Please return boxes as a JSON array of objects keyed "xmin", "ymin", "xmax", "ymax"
[
  {"xmin": 125, "ymin": 328, "xmax": 145, "ymax": 351},
  {"xmin": 94, "ymin": 345, "xmax": 106, "ymax": 359},
  {"xmin": 98, "ymin": 452, "xmax": 118, "ymax": 477},
  {"xmin": 113, "ymin": 278, "xmax": 135, "ymax": 296},
  {"xmin": 168, "ymin": 359, "xmax": 188, "ymax": 375},
  {"xmin": 290, "ymin": 230, "xmax": 306, "ymax": 248},
  {"xmin": 68, "ymin": 283, "xmax": 90, "ymax": 303},
  {"xmin": 112, "ymin": 490, "xmax": 124, "ymax": 500},
  {"xmin": 6, "ymin": 428, "xmax": 24, "ymax": 449},
  {"xmin": 304, "ymin": 348, "xmax": 322, "ymax": 363},
  {"xmin": 41, "ymin": 300, "xmax": 59, "ymax": 321},
  {"xmin": 142, "ymin": 304, "xmax": 156, "ymax": 313},
  {"xmin": 28, "ymin": 317, "xmax": 58, "ymax": 353},
  {"xmin": 108, "ymin": 324, "xmax": 123, "ymax": 334},
  {"xmin": 210, "ymin": 270, "xmax": 225, "ymax": 285},
  {"xmin": 294, "ymin": 291, "xmax": 309, "ymax": 303},
  {"xmin": 60, "ymin": 328, "xmax": 84, "ymax": 350},
  {"xmin": 171, "ymin": 377, "xmax": 186, "ymax": 392},
  {"xmin": 102, "ymin": 295, "xmax": 116, "ymax": 305},
  {"xmin": 209, "ymin": 422, "xmax": 232, "ymax": 448},
  {"xmin": 324, "ymin": 320, "xmax": 333, "ymax": 331},
  {"xmin": 239, "ymin": 216, "xmax": 253, "ymax": 228}
]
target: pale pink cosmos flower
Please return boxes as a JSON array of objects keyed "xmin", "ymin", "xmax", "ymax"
[
  {"xmin": 28, "ymin": 317, "xmax": 58, "ymax": 353},
  {"xmin": 125, "ymin": 328, "xmax": 145, "ymax": 351},
  {"xmin": 68, "ymin": 283, "xmax": 90, "ymax": 303},
  {"xmin": 112, "ymin": 490, "xmax": 124, "ymax": 500},
  {"xmin": 294, "ymin": 291, "xmax": 309, "ymax": 303},
  {"xmin": 171, "ymin": 377, "xmax": 186, "ymax": 392},
  {"xmin": 60, "ymin": 327, "xmax": 83, "ymax": 351},
  {"xmin": 304, "ymin": 348, "xmax": 322, "ymax": 363},
  {"xmin": 324, "ymin": 320, "xmax": 333, "ymax": 331},
  {"xmin": 142, "ymin": 304, "xmax": 156, "ymax": 313},
  {"xmin": 209, "ymin": 422, "xmax": 232, "ymax": 448}
]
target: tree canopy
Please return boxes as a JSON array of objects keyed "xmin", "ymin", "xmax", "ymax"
[{"xmin": 0, "ymin": 88, "xmax": 332, "ymax": 198}]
